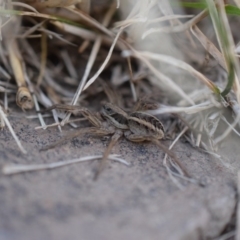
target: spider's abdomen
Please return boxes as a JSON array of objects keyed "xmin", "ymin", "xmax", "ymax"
[{"xmin": 128, "ymin": 112, "xmax": 164, "ymax": 139}]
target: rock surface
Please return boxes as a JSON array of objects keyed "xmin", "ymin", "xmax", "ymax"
[{"xmin": 0, "ymin": 110, "xmax": 237, "ymax": 240}]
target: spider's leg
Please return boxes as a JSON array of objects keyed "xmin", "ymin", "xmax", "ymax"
[
  {"xmin": 98, "ymin": 78, "xmax": 123, "ymax": 107},
  {"xmin": 124, "ymin": 131, "xmax": 190, "ymax": 178},
  {"xmin": 99, "ymin": 78, "xmax": 116, "ymax": 103},
  {"xmin": 38, "ymin": 104, "xmax": 104, "ymax": 128},
  {"xmin": 132, "ymin": 97, "xmax": 159, "ymax": 112},
  {"xmin": 94, "ymin": 130, "xmax": 123, "ymax": 180},
  {"xmin": 37, "ymin": 104, "xmax": 85, "ymax": 114},
  {"xmin": 152, "ymin": 139, "xmax": 190, "ymax": 178},
  {"xmin": 41, "ymin": 127, "xmax": 113, "ymax": 151}
]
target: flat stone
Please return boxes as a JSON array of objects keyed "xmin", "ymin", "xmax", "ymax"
[{"xmin": 0, "ymin": 110, "xmax": 237, "ymax": 240}]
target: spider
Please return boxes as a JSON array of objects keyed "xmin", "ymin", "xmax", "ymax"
[{"xmin": 41, "ymin": 102, "xmax": 189, "ymax": 180}]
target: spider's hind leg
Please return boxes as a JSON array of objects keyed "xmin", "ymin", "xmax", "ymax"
[{"xmin": 41, "ymin": 126, "xmax": 115, "ymax": 151}]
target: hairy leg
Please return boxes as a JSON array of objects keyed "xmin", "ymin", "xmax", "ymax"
[
  {"xmin": 38, "ymin": 104, "xmax": 103, "ymax": 128},
  {"xmin": 124, "ymin": 131, "xmax": 190, "ymax": 177},
  {"xmin": 94, "ymin": 130, "xmax": 123, "ymax": 180},
  {"xmin": 41, "ymin": 127, "xmax": 114, "ymax": 151}
]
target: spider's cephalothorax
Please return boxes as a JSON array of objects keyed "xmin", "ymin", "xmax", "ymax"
[
  {"xmin": 101, "ymin": 103, "xmax": 164, "ymax": 140},
  {"xmin": 101, "ymin": 103, "xmax": 128, "ymax": 130}
]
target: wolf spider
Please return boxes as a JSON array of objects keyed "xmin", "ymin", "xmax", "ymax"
[{"xmin": 41, "ymin": 100, "xmax": 189, "ymax": 180}]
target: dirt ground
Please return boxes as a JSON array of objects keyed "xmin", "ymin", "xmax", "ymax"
[{"xmin": 0, "ymin": 107, "xmax": 238, "ymax": 240}]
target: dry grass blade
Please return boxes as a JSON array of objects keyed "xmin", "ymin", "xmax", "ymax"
[
  {"xmin": 116, "ymin": 0, "xmax": 120, "ymax": 8},
  {"xmin": 142, "ymin": 9, "xmax": 208, "ymax": 39},
  {"xmin": 113, "ymin": 0, "xmax": 161, "ymax": 31},
  {"xmin": 65, "ymin": 7, "xmax": 114, "ymax": 38},
  {"xmin": 12, "ymin": 2, "xmax": 38, "ymax": 13},
  {"xmin": 2, "ymin": 154, "xmax": 129, "ymax": 175},
  {"xmin": 19, "ymin": 20, "xmax": 45, "ymax": 39},
  {"xmin": 152, "ymin": 139, "xmax": 190, "ymax": 178},
  {"xmin": 221, "ymin": 116, "xmax": 240, "ymax": 137},
  {"xmin": 62, "ymin": 3, "xmax": 117, "ymax": 123},
  {"xmin": 162, "ymin": 127, "xmax": 201, "ymax": 186},
  {"xmin": 23, "ymin": 62, "xmax": 47, "ymax": 129},
  {"xmin": 147, "ymin": 102, "xmax": 215, "ymax": 115},
  {"xmin": 234, "ymin": 0, "xmax": 240, "ymax": 7},
  {"xmin": 214, "ymin": 113, "xmax": 240, "ymax": 144},
  {"xmin": 1, "ymin": 10, "xmax": 72, "ymax": 21},
  {"xmin": 191, "ymin": 25, "xmax": 227, "ymax": 70},
  {"xmin": 69, "ymin": 37, "xmax": 102, "ymax": 107},
  {"xmin": 79, "ymin": 0, "xmax": 91, "ymax": 14},
  {"xmin": 0, "ymin": 105, "xmax": 26, "ymax": 154},
  {"xmin": 51, "ymin": 21, "xmax": 97, "ymax": 41},
  {"xmin": 163, "ymin": 126, "xmax": 189, "ymax": 164},
  {"xmin": 78, "ymin": 40, "xmax": 90, "ymax": 53},
  {"xmin": 113, "ymin": 17, "xmax": 148, "ymax": 29},
  {"xmin": 51, "ymin": 21, "xmax": 120, "ymax": 48},
  {"xmin": 83, "ymin": 28, "xmax": 124, "ymax": 91},
  {"xmin": 127, "ymin": 57, "xmax": 137, "ymax": 102},
  {"xmin": 39, "ymin": 28, "xmax": 76, "ymax": 46},
  {"xmin": 6, "ymin": 39, "xmax": 33, "ymax": 110},
  {"xmin": 32, "ymin": 0, "xmax": 80, "ymax": 8},
  {"xmin": 0, "ymin": 86, "xmax": 12, "ymax": 93},
  {"xmin": 32, "ymin": 95, "xmax": 47, "ymax": 129},
  {"xmin": 0, "ymin": 65, "xmax": 11, "ymax": 79},
  {"xmin": 36, "ymin": 90, "xmax": 62, "ymax": 132},
  {"xmin": 167, "ymin": 169, "xmax": 185, "ymax": 190},
  {"xmin": 61, "ymin": 50, "xmax": 78, "ymax": 80},
  {"xmin": 196, "ymin": 120, "xmax": 204, "ymax": 147},
  {"xmin": 128, "ymin": 50, "xmax": 219, "ymax": 93},
  {"xmin": 123, "ymin": 50, "xmax": 195, "ymax": 105},
  {"xmin": 156, "ymin": 1, "xmax": 196, "ymax": 46},
  {"xmin": 146, "ymin": 14, "xmax": 194, "ymax": 25},
  {"xmin": 37, "ymin": 26, "xmax": 47, "ymax": 86}
]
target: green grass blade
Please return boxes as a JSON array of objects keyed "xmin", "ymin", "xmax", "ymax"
[{"xmin": 225, "ymin": 5, "xmax": 240, "ymax": 16}]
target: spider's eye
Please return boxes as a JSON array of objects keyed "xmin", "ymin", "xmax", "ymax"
[
  {"xmin": 105, "ymin": 107, "xmax": 111, "ymax": 112},
  {"xmin": 103, "ymin": 105, "xmax": 113, "ymax": 114}
]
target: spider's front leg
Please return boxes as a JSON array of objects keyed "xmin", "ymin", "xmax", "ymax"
[
  {"xmin": 38, "ymin": 104, "xmax": 103, "ymax": 128},
  {"xmin": 40, "ymin": 105, "xmax": 115, "ymax": 150},
  {"xmin": 41, "ymin": 126, "xmax": 116, "ymax": 151},
  {"xmin": 132, "ymin": 98, "xmax": 159, "ymax": 112}
]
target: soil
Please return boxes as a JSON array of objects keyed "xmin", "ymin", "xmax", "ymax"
[{"xmin": 0, "ymin": 106, "xmax": 237, "ymax": 240}]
